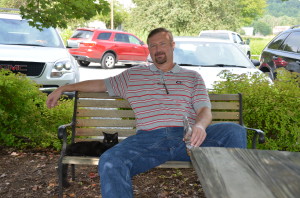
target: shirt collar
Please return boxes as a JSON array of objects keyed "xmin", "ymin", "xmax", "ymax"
[{"xmin": 149, "ymin": 63, "xmax": 181, "ymax": 73}]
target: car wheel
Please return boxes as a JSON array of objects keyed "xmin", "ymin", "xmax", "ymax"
[
  {"xmin": 77, "ymin": 60, "xmax": 90, "ymax": 67},
  {"xmin": 247, "ymin": 52, "xmax": 251, "ymax": 59},
  {"xmin": 101, "ymin": 53, "xmax": 116, "ymax": 69}
]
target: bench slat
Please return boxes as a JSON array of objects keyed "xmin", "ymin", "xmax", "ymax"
[
  {"xmin": 76, "ymin": 119, "xmax": 136, "ymax": 127},
  {"xmin": 76, "ymin": 128, "xmax": 136, "ymax": 136},
  {"xmin": 62, "ymin": 156, "xmax": 192, "ymax": 168},
  {"xmin": 78, "ymin": 100, "xmax": 131, "ymax": 108},
  {"xmin": 76, "ymin": 109, "xmax": 239, "ymax": 120},
  {"xmin": 78, "ymin": 92, "xmax": 240, "ymax": 102},
  {"xmin": 77, "ymin": 109, "xmax": 135, "ymax": 117},
  {"xmin": 77, "ymin": 100, "xmax": 239, "ymax": 110}
]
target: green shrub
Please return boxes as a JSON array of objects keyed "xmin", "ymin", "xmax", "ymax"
[
  {"xmin": 210, "ymin": 69, "xmax": 300, "ymax": 151},
  {"xmin": 0, "ymin": 69, "xmax": 73, "ymax": 150}
]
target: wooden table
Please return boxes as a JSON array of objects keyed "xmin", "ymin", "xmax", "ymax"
[{"xmin": 190, "ymin": 147, "xmax": 300, "ymax": 198}]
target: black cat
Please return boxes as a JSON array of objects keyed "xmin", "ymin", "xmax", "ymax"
[{"xmin": 61, "ymin": 132, "xmax": 118, "ymax": 187}]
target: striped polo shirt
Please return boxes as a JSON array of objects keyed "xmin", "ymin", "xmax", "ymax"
[{"xmin": 104, "ymin": 63, "xmax": 211, "ymax": 131}]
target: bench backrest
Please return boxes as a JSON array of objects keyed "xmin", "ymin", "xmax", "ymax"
[{"xmin": 71, "ymin": 92, "xmax": 242, "ymax": 142}]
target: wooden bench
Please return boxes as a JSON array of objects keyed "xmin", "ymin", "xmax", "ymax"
[
  {"xmin": 57, "ymin": 92, "xmax": 265, "ymax": 197},
  {"xmin": 190, "ymin": 147, "xmax": 300, "ymax": 198}
]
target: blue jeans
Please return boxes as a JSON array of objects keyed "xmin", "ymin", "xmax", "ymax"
[{"xmin": 98, "ymin": 123, "xmax": 246, "ymax": 198}]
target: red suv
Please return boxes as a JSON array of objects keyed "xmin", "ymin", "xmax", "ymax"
[{"xmin": 67, "ymin": 28, "xmax": 149, "ymax": 69}]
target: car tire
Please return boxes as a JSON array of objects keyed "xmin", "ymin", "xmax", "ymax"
[
  {"xmin": 101, "ymin": 53, "xmax": 116, "ymax": 69},
  {"xmin": 77, "ymin": 60, "xmax": 90, "ymax": 67}
]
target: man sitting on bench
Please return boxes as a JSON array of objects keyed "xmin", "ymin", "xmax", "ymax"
[{"xmin": 46, "ymin": 27, "xmax": 246, "ymax": 198}]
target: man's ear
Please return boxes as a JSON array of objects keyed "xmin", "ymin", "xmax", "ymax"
[{"xmin": 172, "ymin": 41, "xmax": 175, "ymax": 51}]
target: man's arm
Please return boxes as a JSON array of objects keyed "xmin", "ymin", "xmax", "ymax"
[
  {"xmin": 190, "ymin": 106, "xmax": 212, "ymax": 147},
  {"xmin": 46, "ymin": 79, "xmax": 107, "ymax": 109}
]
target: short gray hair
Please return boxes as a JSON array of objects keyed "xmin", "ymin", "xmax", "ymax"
[{"xmin": 147, "ymin": 28, "xmax": 173, "ymax": 44}]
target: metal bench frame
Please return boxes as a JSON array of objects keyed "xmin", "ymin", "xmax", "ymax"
[{"xmin": 57, "ymin": 92, "xmax": 265, "ymax": 197}]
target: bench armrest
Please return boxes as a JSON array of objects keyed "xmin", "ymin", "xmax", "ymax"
[
  {"xmin": 58, "ymin": 122, "xmax": 74, "ymax": 153},
  {"xmin": 58, "ymin": 122, "xmax": 74, "ymax": 140},
  {"xmin": 244, "ymin": 127, "xmax": 265, "ymax": 149}
]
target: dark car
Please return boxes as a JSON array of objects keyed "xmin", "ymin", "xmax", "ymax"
[
  {"xmin": 67, "ymin": 28, "xmax": 149, "ymax": 69},
  {"xmin": 259, "ymin": 25, "xmax": 300, "ymax": 80}
]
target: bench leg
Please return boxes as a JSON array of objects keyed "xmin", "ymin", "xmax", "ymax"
[
  {"xmin": 57, "ymin": 160, "xmax": 63, "ymax": 198},
  {"xmin": 71, "ymin": 164, "xmax": 75, "ymax": 181}
]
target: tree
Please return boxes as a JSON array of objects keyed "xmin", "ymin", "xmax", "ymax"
[
  {"xmin": 238, "ymin": 0, "xmax": 267, "ymax": 25},
  {"xmin": 19, "ymin": 0, "xmax": 110, "ymax": 30},
  {"xmin": 0, "ymin": 0, "xmax": 27, "ymax": 8},
  {"xmin": 252, "ymin": 20, "xmax": 272, "ymax": 36},
  {"xmin": 126, "ymin": 0, "xmax": 266, "ymax": 37},
  {"xmin": 95, "ymin": 1, "xmax": 129, "ymax": 29}
]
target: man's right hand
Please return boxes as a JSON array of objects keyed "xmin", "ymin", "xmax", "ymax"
[{"xmin": 46, "ymin": 88, "xmax": 63, "ymax": 109}]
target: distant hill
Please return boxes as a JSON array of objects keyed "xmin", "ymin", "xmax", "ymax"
[{"xmin": 267, "ymin": 0, "xmax": 300, "ymax": 17}]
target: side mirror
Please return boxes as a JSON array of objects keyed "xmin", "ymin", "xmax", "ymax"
[
  {"xmin": 140, "ymin": 41, "xmax": 145, "ymax": 45},
  {"xmin": 251, "ymin": 59, "xmax": 260, "ymax": 66},
  {"xmin": 246, "ymin": 39, "xmax": 250, "ymax": 45}
]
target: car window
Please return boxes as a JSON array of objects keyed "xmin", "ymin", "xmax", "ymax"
[
  {"xmin": 128, "ymin": 35, "xmax": 141, "ymax": 45},
  {"xmin": 97, "ymin": 32, "xmax": 111, "ymax": 40},
  {"xmin": 0, "ymin": 18, "xmax": 62, "ymax": 47},
  {"xmin": 232, "ymin": 33, "xmax": 237, "ymax": 43},
  {"xmin": 71, "ymin": 30, "xmax": 93, "ymax": 39},
  {"xmin": 268, "ymin": 33, "xmax": 289, "ymax": 50},
  {"xmin": 281, "ymin": 31, "xmax": 300, "ymax": 53},
  {"xmin": 114, "ymin": 33, "xmax": 130, "ymax": 43},
  {"xmin": 174, "ymin": 41, "xmax": 253, "ymax": 67},
  {"xmin": 199, "ymin": 33, "xmax": 230, "ymax": 40},
  {"xmin": 236, "ymin": 35, "xmax": 243, "ymax": 43}
]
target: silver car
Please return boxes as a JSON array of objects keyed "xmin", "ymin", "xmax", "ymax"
[
  {"xmin": 0, "ymin": 12, "xmax": 79, "ymax": 94},
  {"xmin": 148, "ymin": 36, "xmax": 269, "ymax": 90}
]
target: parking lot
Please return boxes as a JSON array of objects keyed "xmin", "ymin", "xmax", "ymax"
[{"xmin": 79, "ymin": 63, "xmax": 129, "ymax": 81}]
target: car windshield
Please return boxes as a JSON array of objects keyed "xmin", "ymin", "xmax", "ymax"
[
  {"xmin": 0, "ymin": 18, "xmax": 63, "ymax": 48},
  {"xmin": 199, "ymin": 33, "xmax": 230, "ymax": 40},
  {"xmin": 174, "ymin": 41, "xmax": 253, "ymax": 68}
]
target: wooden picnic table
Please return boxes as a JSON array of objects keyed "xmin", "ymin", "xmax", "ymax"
[{"xmin": 190, "ymin": 147, "xmax": 300, "ymax": 198}]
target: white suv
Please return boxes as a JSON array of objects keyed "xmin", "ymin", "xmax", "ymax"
[
  {"xmin": 199, "ymin": 30, "xmax": 251, "ymax": 58},
  {"xmin": 0, "ymin": 11, "xmax": 79, "ymax": 94}
]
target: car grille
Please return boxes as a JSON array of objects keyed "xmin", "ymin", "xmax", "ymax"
[{"xmin": 0, "ymin": 61, "xmax": 45, "ymax": 77}]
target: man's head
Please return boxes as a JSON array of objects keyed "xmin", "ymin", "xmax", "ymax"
[{"xmin": 147, "ymin": 28, "xmax": 175, "ymax": 70}]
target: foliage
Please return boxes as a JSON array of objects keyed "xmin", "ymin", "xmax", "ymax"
[
  {"xmin": 210, "ymin": 69, "xmax": 300, "ymax": 151},
  {"xmin": 59, "ymin": 28, "xmax": 74, "ymax": 45},
  {"xmin": 238, "ymin": 0, "xmax": 267, "ymax": 25},
  {"xmin": 0, "ymin": 0, "xmax": 26, "ymax": 8},
  {"xmin": 252, "ymin": 15, "xmax": 299, "ymax": 33},
  {"xmin": 19, "ymin": 0, "xmax": 110, "ymax": 30},
  {"xmin": 94, "ymin": 1, "xmax": 129, "ymax": 29},
  {"xmin": 0, "ymin": 69, "xmax": 73, "ymax": 150},
  {"xmin": 266, "ymin": 0, "xmax": 300, "ymax": 17},
  {"xmin": 127, "ymin": 0, "xmax": 252, "ymax": 36},
  {"xmin": 252, "ymin": 20, "xmax": 272, "ymax": 36}
]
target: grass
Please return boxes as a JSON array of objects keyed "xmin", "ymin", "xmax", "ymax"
[{"xmin": 245, "ymin": 36, "xmax": 273, "ymax": 60}]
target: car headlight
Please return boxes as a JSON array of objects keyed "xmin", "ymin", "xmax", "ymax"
[
  {"xmin": 51, "ymin": 59, "xmax": 74, "ymax": 78},
  {"xmin": 54, "ymin": 60, "xmax": 72, "ymax": 71}
]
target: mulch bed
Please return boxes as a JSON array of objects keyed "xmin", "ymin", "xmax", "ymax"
[{"xmin": 0, "ymin": 147, "xmax": 206, "ymax": 197}]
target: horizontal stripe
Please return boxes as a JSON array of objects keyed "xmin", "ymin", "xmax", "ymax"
[{"xmin": 105, "ymin": 64, "xmax": 211, "ymax": 130}]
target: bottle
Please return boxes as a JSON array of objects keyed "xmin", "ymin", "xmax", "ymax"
[{"xmin": 183, "ymin": 116, "xmax": 193, "ymax": 156}]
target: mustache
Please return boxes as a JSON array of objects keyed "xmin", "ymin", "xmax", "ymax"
[{"xmin": 155, "ymin": 51, "xmax": 165, "ymax": 56}]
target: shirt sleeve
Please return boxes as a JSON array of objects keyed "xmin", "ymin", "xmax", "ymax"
[
  {"xmin": 191, "ymin": 72, "xmax": 211, "ymax": 111},
  {"xmin": 104, "ymin": 69, "xmax": 130, "ymax": 99}
]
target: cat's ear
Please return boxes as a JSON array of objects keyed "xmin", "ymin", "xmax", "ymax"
[
  {"xmin": 103, "ymin": 132, "xmax": 107, "ymax": 136},
  {"xmin": 113, "ymin": 133, "xmax": 118, "ymax": 138}
]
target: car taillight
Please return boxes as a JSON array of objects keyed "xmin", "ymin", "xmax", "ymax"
[{"xmin": 80, "ymin": 42, "xmax": 96, "ymax": 47}]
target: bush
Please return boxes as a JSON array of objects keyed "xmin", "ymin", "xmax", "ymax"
[
  {"xmin": 210, "ymin": 69, "xmax": 300, "ymax": 151},
  {"xmin": 0, "ymin": 69, "xmax": 73, "ymax": 150}
]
